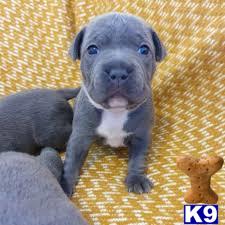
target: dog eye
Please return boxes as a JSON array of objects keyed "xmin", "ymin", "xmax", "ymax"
[
  {"xmin": 87, "ymin": 45, "xmax": 99, "ymax": 55},
  {"xmin": 138, "ymin": 45, "xmax": 150, "ymax": 55}
]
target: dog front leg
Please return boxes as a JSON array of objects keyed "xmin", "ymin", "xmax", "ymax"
[
  {"xmin": 125, "ymin": 135, "xmax": 153, "ymax": 194},
  {"xmin": 61, "ymin": 132, "xmax": 94, "ymax": 197}
]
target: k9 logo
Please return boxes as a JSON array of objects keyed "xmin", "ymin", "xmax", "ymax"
[{"xmin": 184, "ymin": 205, "xmax": 218, "ymax": 224}]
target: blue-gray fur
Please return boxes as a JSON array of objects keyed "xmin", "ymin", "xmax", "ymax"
[
  {"xmin": 0, "ymin": 148, "xmax": 88, "ymax": 225},
  {"xmin": 62, "ymin": 12, "xmax": 166, "ymax": 196},
  {"xmin": 37, "ymin": 147, "xmax": 63, "ymax": 182},
  {"xmin": 0, "ymin": 88, "xmax": 80, "ymax": 154}
]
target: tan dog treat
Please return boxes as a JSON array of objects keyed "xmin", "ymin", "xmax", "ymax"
[{"xmin": 177, "ymin": 155, "xmax": 224, "ymax": 204}]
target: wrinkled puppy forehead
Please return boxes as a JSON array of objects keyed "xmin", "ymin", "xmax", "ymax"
[{"xmin": 83, "ymin": 12, "xmax": 152, "ymax": 47}]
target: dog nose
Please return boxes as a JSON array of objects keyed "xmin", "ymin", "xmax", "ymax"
[{"xmin": 108, "ymin": 68, "xmax": 129, "ymax": 84}]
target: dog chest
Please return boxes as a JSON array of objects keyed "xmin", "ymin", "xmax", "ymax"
[{"xmin": 96, "ymin": 110, "xmax": 129, "ymax": 148}]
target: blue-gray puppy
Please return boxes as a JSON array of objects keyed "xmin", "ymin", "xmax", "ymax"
[
  {"xmin": 61, "ymin": 12, "xmax": 166, "ymax": 196},
  {"xmin": 0, "ymin": 88, "xmax": 80, "ymax": 154},
  {"xmin": 0, "ymin": 148, "xmax": 88, "ymax": 225}
]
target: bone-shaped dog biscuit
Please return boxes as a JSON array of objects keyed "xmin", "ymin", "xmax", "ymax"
[{"xmin": 177, "ymin": 154, "xmax": 224, "ymax": 204}]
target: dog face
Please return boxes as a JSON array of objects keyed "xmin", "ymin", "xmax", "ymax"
[{"xmin": 69, "ymin": 13, "xmax": 166, "ymax": 110}]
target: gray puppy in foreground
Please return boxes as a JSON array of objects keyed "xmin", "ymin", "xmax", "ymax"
[
  {"xmin": 0, "ymin": 88, "xmax": 80, "ymax": 154},
  {"xmin": 61, "ymin": 12, "xmax": 166, "ymax": 196},
  {"xmin": 0, "ymin": 148, "xmax": 88, "ymax": 225}
]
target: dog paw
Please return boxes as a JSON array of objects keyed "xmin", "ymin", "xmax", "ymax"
[{"xmin": 125, "ymin": 174, "xmax": 153, "ymax": 194}]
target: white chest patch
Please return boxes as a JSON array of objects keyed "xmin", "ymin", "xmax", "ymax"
[
  {"xmin": 97, "ymin": 109, "xmax": 129, "ymax": 148},
  {"xmin": 82, "ymin": 85, "xmax": 131, "ymax": 148}
]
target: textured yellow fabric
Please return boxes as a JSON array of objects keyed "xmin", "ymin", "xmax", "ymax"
[{"xmin": 0, "ymin": 1, "xmax": 224, "ymax": 224}]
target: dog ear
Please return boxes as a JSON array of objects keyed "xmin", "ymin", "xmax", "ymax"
[
  {"xmin": 69, "ymin": 27, "xmax": 86, "ymax": 61},
  {"xmin": 150, "ymin": 28, "xmax": 167, "ymax": 62}
]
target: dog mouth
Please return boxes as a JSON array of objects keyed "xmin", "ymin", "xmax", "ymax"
[
  {"xmin": 84, "ymin": 85, "xmax": 147, "ymax": 111},
  {"xmin": 107, "ymin": 95, "xmax": 128, "ymax": 109},
  {"xmin": 102, "ymin": 94, "xmax": 147, "ymax": 111}
]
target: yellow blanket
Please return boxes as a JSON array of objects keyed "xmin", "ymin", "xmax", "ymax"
[{"xmin": 0, "ymin": 1, "xmax": 224, "ymax": 224}]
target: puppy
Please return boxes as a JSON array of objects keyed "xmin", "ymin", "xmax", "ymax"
[
  {"xmin": 61, "ymin": 12, "xmax": 166, "ymax": 196},
  {"xmin": 0, "ymin": 88, "xmax": 80, "ymax": 154},
  {"xmin": 0, "ymin": 148, "xmax": 88, "ymax": 225}
]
